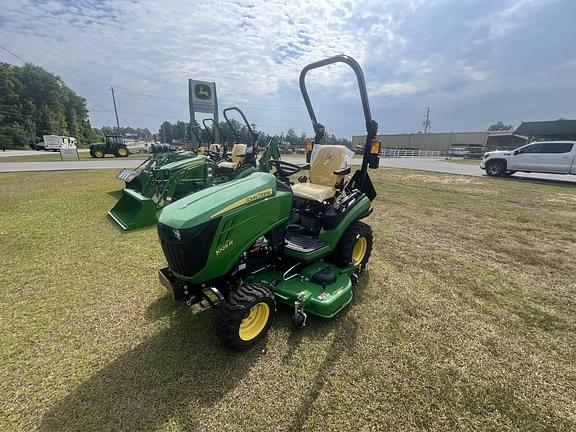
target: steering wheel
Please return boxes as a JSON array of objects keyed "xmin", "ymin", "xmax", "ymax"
[
  {"xmin": 269, "ymin": 160, "xmax": 308, "ymax": 178},
  {"xmin": 206, "ymin": 150, "xmax": 221, "ymax": 160}
]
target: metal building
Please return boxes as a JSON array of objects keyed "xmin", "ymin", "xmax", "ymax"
[
  {"xmin": 352, "ymin": 131, "xmax": 528, "ymax": 156},
  {"xmin": 514, "ymin": 119, "xmax": 576, "ymax": 142}
]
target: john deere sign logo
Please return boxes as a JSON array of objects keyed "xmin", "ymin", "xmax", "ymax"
[
  {"xmin": 195, "ymin": 84, "xmax": 211, "ymax": 100},
  {"xmin": 190, "ymin": 79, "xmax": 216, "ymax": 114}
]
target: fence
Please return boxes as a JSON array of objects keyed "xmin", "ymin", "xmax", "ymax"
[{"xmin": 381, "ymin": 148, "xmax": 445, "ymax": 158}]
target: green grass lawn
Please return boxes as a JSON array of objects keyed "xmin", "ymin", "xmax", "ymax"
[
  {"xmin": 0, "ymin": 152, "xmax": 149, "ymax": 162},
  {"xmin": 1, "ymin": 169, "xmax": 575, "ymax": 431}
]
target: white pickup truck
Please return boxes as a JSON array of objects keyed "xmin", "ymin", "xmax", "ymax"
[{"xmin": 480, "ymin": 141, "xmax": 576, "ymax": 177}]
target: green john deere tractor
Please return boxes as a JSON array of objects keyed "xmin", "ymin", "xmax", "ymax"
[
  {"xmin": 200, "ymin": 118, "xmax": 226, "ymax": 160},
  {"xmin": 157, "ymin": 55, "xmax": 381, "ymax": 349},
  {"xmin": 115, "ymin": 144, "xmax": 198, "ymax": 194},
  {"xmin": 108, "ymin": 107, "xmax": 281, "ymax": 230},
  {"xmin": 90, "ymin": 135, "xmax": 130, "ymax": 158},
  {"xmin": 113, "ymin": 118, "xmax": 222, "ymax": 195}
]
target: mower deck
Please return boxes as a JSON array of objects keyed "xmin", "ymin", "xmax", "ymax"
[{"xmin": 246, "ymin": 262, "xmax": 355, "ymax": 318}]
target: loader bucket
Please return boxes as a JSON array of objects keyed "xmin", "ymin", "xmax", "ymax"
[{"xmin": 108, "ymin": 188, "xmax": 160, "ymax": 230}]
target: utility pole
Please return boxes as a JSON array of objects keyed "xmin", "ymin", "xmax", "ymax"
[
  {"xmin": 423, "ymin": 107, "xmax": 431, "ymax": 133},
  {"xmin": 110, "ymin": 86, "xmax": 121, "ymax": 135}
]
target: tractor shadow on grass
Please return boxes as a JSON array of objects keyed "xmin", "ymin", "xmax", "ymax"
[
  {"xmin": 287, "ymin": 314, "xmax": 359, "ymax": 432},
  {"xmin": 281, "ymin": 271, "xmax": 370, "ymax": 364},
  {"xmin": 38, "ymin": 298, "xmax": 261, "ymax": 432},
  {"xmin": 281, "ymin": 272, "xmax": 370, "ymax": 431}
]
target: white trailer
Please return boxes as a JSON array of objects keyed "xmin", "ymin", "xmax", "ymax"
[{"xmin": 39, "ymin": 135, "xmax": 78, "ymax": 151}]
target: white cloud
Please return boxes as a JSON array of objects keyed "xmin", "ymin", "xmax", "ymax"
[{"xmin": 0, "ymin": 0, "xmax": 574, "ymax": 136}]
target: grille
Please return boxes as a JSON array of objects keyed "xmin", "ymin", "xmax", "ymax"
[{"xmin": 158, "ymin": 218, "xmax": 220, "ymax": 277}]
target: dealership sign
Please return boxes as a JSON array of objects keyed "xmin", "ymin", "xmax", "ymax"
[{"xmin": 189, "ymin": 80, "xmax": 217, "ymax": 114}]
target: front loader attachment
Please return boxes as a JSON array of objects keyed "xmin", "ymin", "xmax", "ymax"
[{"xmin": 108, "ymin": 188, "xmax": 159, "ymax": 230}]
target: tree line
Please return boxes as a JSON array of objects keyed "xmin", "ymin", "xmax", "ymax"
[
  {"xmin": 0, "ymin": 63, "xmax": 156, "ymax": 149},
  {"xmin": 0, "ymin": 63, "xmax": 99, "ymax": 148},
  {"xmin": 0, "ymin": 62, "xmax": 352, "ymax": 149}
]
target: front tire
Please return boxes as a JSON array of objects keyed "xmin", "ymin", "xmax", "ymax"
[
  {"xmin": 216, "ymin": 283, "xmax": 276, "ymax": 350},
  {"xmin": 485, "ymin": 160, "xmax": 506, "ymax": 176},
  {"xmin": 93, "ymin": 149, "xmax": 105, "ymax": 158},
  {"xmin": 330, "ymin": 221, "xmax": 373, "ymax": 271}
]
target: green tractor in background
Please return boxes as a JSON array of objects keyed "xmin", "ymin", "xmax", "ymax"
[
  {"xmin": 113, "ymin": 126, "xmax": 203, "ymax": 207},
  {"xmin": 199, "ymin": 118, "xmax": 226, "ymax": 160},
  {"xmin": 156, "ymin": 54, "xmax": 382, "ymax": 350},
  {"xmin": 89, "ymin": 135, "xmax": 130, "ymax": 158},
  {"xmin": 108, "ymin": 107, "xmax": 281, "ymax": 231},
  {"xmin": 115, "ymin": 147, "xmax": 198, "ymax": 195}
]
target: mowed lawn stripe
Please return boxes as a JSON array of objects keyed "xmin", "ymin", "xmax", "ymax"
[{"xmin": 1, "ymin": 169, "xmax": 575, "ymax": 431}]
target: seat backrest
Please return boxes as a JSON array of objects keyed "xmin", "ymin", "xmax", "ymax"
[
  {"xmin": 230, "ymin": 144, "xmax": 247, "ymax": 164},
  {"xmin": 310, "ymin": 145, "xmax": 348, "ymax": 186},
  {"xmin": 209, "ymin": 143, "xmax": 221, "ymax": 154}
]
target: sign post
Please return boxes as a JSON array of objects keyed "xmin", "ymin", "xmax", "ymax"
[{"xmin": 188, "ymin": 80, "xmax": 219, "ymax": 148}]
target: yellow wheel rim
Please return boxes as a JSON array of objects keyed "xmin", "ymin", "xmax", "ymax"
[
  {"xmin": 352, "ymin": 237, "xmax": 367, "ymax": 265},
  {"xmin": 118, "ymin": 148, "xmax": 128, "ymax": 156},
  {"xmin": 95, "ymin": 150, "xmax": 104, "ymax": 157},
  {"xmin": 239, "ymin": 302, "xmax": 270, "ymax": 341}
]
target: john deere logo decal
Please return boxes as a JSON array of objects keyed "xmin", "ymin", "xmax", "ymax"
[{"xmin": 195, "ymin": 84, "xmax": 211, "ymax": 100}]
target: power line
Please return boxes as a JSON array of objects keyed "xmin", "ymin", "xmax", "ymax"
[
  {"xmin": 0, "ymin": 46, "xmax": 28, "ymax": 64},
  {"xmin": 111, "ymin": 86, "xmax": 367, "ymax": 116},
  {"xmin": 90, "ymin": 101, "xmax": 112, "ymax": 112}
]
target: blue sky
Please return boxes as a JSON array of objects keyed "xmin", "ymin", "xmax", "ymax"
[{"xmin": 0, "ymin": 0, "xmax": 575, "ymax": 138}]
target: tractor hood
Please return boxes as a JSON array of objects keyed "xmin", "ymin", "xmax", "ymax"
[
  {"xmin": 158, "ymin": 155, "xmax": 207, "ymax": 172},
  {"xmin": 159, "ymin": 172, "xmax": 278, "ymax": 230}
]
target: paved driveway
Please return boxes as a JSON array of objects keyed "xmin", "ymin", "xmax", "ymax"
[
  {"xmin": 0, "ymin": 155, "xmax": 574, "ymax": 184},
  {"xmin": 282, "ymin": 156, "xmax": 576, "ymax": 184},
  {"xmin": 0, "ymin": 160, "xmax": 142, "ymax": 172},
  {"xmin": 0, "ymin": 150, "xmax": 54, "ymax": 158}
]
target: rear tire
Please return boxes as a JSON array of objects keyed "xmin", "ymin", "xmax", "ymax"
[
  {"xmin": 330, "ymin": 221, "xmax": 373, "ymax": 271},
  {"xmin": 216, "ymin": 283, "xmax": 276, "ymax": 350},
  {"xmin": 485, "ymin": 160, "xmax": 506, "ymax": 176},
  {"xmin": 115, "ymin": 146, "xmax": 130, "ymax": 157}
]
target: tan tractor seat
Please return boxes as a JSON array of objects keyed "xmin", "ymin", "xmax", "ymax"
[
  {"xmin": 218, "ymin": 144, "xmax": 246, "ymax": 169},
  {"xmin": 292, "ymin": 145, "xmax": 349, "ymax": 202},
  {"xmin": 292, "ymin": 183, "xmax": 336, "ymax": 201},
  {"xmin": 209, "ymin": 143, "xmax": 221, "ymax": 153}
]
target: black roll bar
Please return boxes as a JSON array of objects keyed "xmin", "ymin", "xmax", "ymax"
[
  {"xmin": 223, "ymin": 106, "xmax": 258, "ymax": 164},
  {"xmin": 299, "ymin": 54, "xmax": 379, "ymax": 178},
  {"xmin": 223, "ymin": 107, "xmax": 258, "ymax": 146},
  {"xmin": 202, "ymin": 118, "xmax": 225, "ymax": 144},
  {"xmin": 190, "ymin": 123, "xmax": 204, "ymax": 145}
]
